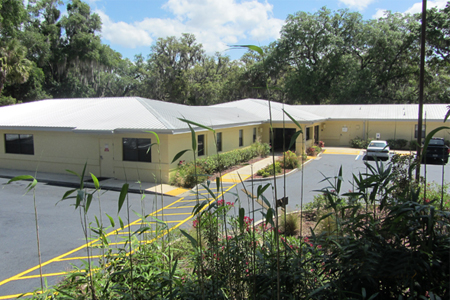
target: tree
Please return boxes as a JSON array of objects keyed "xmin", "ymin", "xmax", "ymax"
[
  {"xmin": 0, "ymin": 39, "xmax": 33, "ymax": 98},
  {"xmin": 273, "ymin": 8, "xmax": 362, "ymax": 104}
]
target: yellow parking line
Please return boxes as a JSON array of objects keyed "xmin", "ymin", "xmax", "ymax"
[
  {"xmin": 16, "ymin": 272, "xmax": 68, "ymax": 280},
  {"xmin": 165, "ymin": 187, "xmax": 189, "ymax": 196},
  {"xmin": 1, "ymin": 173, "xmax": 243, "ymax": 298}
]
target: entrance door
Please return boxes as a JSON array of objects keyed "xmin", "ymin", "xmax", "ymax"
[
  {"xmin": 314, "ymin": 125, "xmax": 319, "ymax": 144},
  {"xmin": 99, "ymin": 139, "xmax": 115, "ymax": 178},
  {"xmin": 272, "ymin": 128, "xmax": 296, "ymax": 152}
]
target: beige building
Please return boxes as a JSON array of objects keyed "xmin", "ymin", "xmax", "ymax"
[{"xmin": 0, "ymin": 98, "xmax": 448, "ymax": 183}]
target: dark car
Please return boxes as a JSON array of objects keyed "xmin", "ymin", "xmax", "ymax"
[{"xmin": 422, "ymin": 138, "xmax": 449, "ymax": 165}]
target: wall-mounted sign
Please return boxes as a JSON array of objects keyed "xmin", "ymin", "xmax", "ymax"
[
  {"xmin": 342, "ymin": 126, "xmax": 348, "ymax": 133},
  {"xmin": 104, "ymin": 144, "xmax": 109, "ymax": 152}
]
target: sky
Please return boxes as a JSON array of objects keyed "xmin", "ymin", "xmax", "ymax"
[{"xmin": 83, "ymin": 0, "xmax": 449, "ymax": 61}]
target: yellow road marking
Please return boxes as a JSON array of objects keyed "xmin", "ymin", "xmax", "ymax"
[
  {"xmin": 322, "ymin": 149, "xmax": 361, "ymax": 155},
  {"xmin": 0, "ymin": 172, "xmax": 242, "ymax": 298},
  {"xmin": 165, "ymin": 187, "xmax": 189, "ymax": 196}
]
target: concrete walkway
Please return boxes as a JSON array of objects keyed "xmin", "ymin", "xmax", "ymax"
[{"xmin": 0, "ymin": 156, "xmax": 279, "ymax": 197}]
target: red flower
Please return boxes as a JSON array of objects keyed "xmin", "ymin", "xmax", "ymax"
[
  {"xmin": 217, "ymin": 199, "xmax": 224, "ymax": 206},
  {"xmin": 193, "ymin": 219, "xmax": 199, "ymax": 228}
]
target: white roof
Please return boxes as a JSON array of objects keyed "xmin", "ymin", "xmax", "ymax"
[
  {"xmin": 299, "ymin": 104, "xmax": 449, "ymax": 122},
  {"xmin": 213, "ymin": 99, "xmax": 325, "ymax": 123},
  {"xmin": 0, "ymin": 98, "xmax": 447, "ymax": 134},
  {"xmin": 0, "ymin": 97, "xmax": 263, "ymax": 134}
]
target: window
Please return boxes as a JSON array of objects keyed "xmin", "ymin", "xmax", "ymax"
[
  {"xmin": 239, "ymin": 130, "xmax": 243, "ymax": 147},
  {"xmin": 123, "ymin": 138, "xmax": 151, "ymax": 162},
  {"xmin": 253, "ymin": 128, "xmax": 257, "ymax": 143},
  {"xmin": 306, "ymin": 127, "xmax": 311, "ymax": 140},
  {"xmin": 415, "ymin": 124, "xmax": 426, "ymax": 139},
  {"xmin": 198, "ymin": 134, "xmax": 205, "ymax": 156},
  {"xmin": 5, "ymin": 134, "xmax": 34, "ymax": 155},
  {"xmin": 217, "ymin": 132, "xmax": 222, "ymax": 152}
]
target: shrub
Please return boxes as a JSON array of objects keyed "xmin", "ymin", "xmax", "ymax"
[
  {"xmin": 409, "ymin": 139, "xmax": 420, "ymax": 150},
  {"xmin": 257, "ymin": 162, "xmax": 282, "ymax": 177},
  {"xmin": 387, "ymin": 139, "xmax": 408, "ymax": 150},
  {"xmin": 317, "ymin": 140, "xmax": 325, "ymax": 147},
  {"xmin": 170, "ymin": 163, "xmax": 208, "ymax": 188},
  {"xmin": 280, "ymin": 212, "xmax": 298, "ymax": 236},
  {"xmin": 279, "ymin": 150, "xmax": 299, "ymax": 169},
  {"xmin": 170, "ymin": 142, "xmax": 270, "ymax": 187},
  {"xmin": 313, "ymin": 145, "xmax": 322, "ymax": 153},
  {"xmin": 306, "ymin": 147, "xmax": 316, "ymax": 156},
  {"xmin": 349, "ymin": 136, "xmax": 369, "ymax": 148},
  {"xmin": 396, "ymin": 139, "xmax": 408, "ymax": 149},
  {"xmin": 251, "ymin": 142, "xmax": 270, "ymax": 157}
]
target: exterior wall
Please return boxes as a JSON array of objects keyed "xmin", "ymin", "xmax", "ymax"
[
  {"xmin": 3, "ymin": 120, "xmax": 447, "ymax": 185},
  {"xmin": 0, "ymin": 130, "xmax": 101, "ymax": 176},
  {"xmin": 319, "ymin": 120, "xmax": 450, "ymax": 147},
  {"xmin": 319, "ymin": 121, "xmax": 365, "ymax": 147},
  {"xmin": 110, "ymin": 132, "xmax": 170, "ymax": 183},
  {"xmin": 167, "ymin": 124, "xmax": 263, "ymax": 181},
  {"xmin": 0, "ymin": 130, "xmax": 172, "ymax": 184}
]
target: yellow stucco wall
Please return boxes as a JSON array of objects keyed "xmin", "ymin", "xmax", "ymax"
[
  {"xmin": 2, "ymin": 120, "xmax": 448, "ymax": 184},
  {"xmin": 168, "ymin": 124, "xmax": 262, "ymax": 164},
  {"xmin": 0, "ymin": 130, "xmax": 171, "ymax": 183},
  {"xmin": 0, "ymin": 130, "xmax": 101, "ymax": 176},
  {"xmin": 320, "ymin": 120, "xmax": 450, "ymax": 147}
]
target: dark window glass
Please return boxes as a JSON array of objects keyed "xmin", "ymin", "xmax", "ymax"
[
  {"xmin": 5, "ymin": 134, "xmax": 34, "ymax": 155},
  {"xmin": 306, "ymin": 127, "xmax": 311, "ymax": 140},
  {"xmin": 415, "ymin": 124, "xmax": 426, "ymax": 139},
  {"xmin": 217, "ymin": 132, "xmax": 222, "ymax": 152},
  {"xmin": 123, "ymin": 138, "xmax": 151, "ymax": 162},
  {"xmin": 198, "ymin": 134, "xmax": 205, "ymax": 156},
  {"xmin": 253, "ymin": 128, "xmax": 257, "ymax": 143},
  {"xmin": 239, "ymin": 130, "xmax": 243, "ymax": 147}
]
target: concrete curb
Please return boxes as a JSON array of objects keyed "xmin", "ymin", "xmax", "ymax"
[{"xmin": 244, "ymin": 156, "xmax": 316, "ymax": 182}]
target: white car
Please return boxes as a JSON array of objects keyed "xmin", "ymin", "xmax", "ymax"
[{"xmin": 366, "ymin": 140, "xmax": 390, "ymax": 161}]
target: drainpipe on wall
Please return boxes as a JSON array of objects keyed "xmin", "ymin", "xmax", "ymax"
[{"xmin": 363, "ymin": 121, "xmax": 366, "ymax": 140}]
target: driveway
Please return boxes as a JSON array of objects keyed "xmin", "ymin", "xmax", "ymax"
[{"xmin": 223, "ymin": 151, "xmax": 450, "ymax": 217}]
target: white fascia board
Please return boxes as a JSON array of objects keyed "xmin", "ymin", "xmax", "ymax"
[
  {"xmin": 0, "ymin": 126, "xmax": 74, "ymax": 132},
  {"xmin": 171, "ymin": 121, "xmax": 265, "ymax": 135}
]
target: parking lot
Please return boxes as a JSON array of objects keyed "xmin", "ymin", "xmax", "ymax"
[{"xmin": 1, "ymin": 149, "xmax": 449, "ymax": 298}]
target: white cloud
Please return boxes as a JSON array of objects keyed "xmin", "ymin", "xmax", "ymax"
[
  {"xmin": 405, "ymin": 0, "xmax": 447, "ymax": 15},
  {"xmin": 96, "ymin": 10, "xmax": 153, "ymax": 49},
  {"xmin": 338, "ymin": 0, "xmax": 376, "ymax": 11},
  {"xmin": 98, "ymin": 0, "xmax": 284, "ymax": 54},
  {"xmin": 372, "ymin": 9, "xmax": 388, "ymax": 19}
]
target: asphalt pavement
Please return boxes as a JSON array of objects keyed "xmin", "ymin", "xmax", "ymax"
[{"xmin": 1, "ymin": 147, "xmax": 449, "ymax": 299}]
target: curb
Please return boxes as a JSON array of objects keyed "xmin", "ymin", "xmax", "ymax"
[{"xmin": 247, "ymin": 156, "xmax": 316, "ymax": 182}]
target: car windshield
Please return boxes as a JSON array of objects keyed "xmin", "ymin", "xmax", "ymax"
[
  {"xmin": 369, "ymin": 142, "xmax": 386, "ymax": 148},
  {"xmin": 429, "ymin": 139, "xmax": 444, "ymax": 145}
]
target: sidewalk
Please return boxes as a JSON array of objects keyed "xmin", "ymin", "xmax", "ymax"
[{"xmin": 0, "ymin": 156, "xmax": 280, "ymax": 197}]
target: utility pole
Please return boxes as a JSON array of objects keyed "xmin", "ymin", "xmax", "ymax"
[{"xmin": 416, "ymin": 0, "xmax": 427, "ymax": 181}]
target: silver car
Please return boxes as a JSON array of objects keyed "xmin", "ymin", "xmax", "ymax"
[{"xmin": 366, "ymin": 140, "xmax": 390, "ymax": 161}]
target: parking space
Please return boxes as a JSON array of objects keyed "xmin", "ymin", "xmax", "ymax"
[
  {"xmin": 1, "ymin": 149, "xmax": 448, "ymax": 298},
  {"xmin": 0, "ymin": 174, "xmax": 250, "ymax": 299},
  {"xmin": 231, "ymin": 150, "xmax": 450, "ymax": 214}
]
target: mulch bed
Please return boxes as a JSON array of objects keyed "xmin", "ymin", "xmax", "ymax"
[
  {"xmin": 206, "ymin": 156, "xmax": 297, "ymax": 181},
  {"xmin": 206, "ymin": 156, "xmax": 269, "ymax": 181}
]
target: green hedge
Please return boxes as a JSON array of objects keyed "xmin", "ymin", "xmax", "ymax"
[{"xmin": 170, "ymin": 142, "xmax": 270, "ymax": 188}]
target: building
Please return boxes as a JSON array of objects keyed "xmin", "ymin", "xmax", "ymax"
[{"xmin": 0, "ymin": 97, "xmax": 448, "ymax": 183}]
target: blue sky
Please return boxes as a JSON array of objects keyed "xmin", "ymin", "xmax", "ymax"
[{"xmin": 83, "ymin": 0, "xmax": 448, "ymax": 60}]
